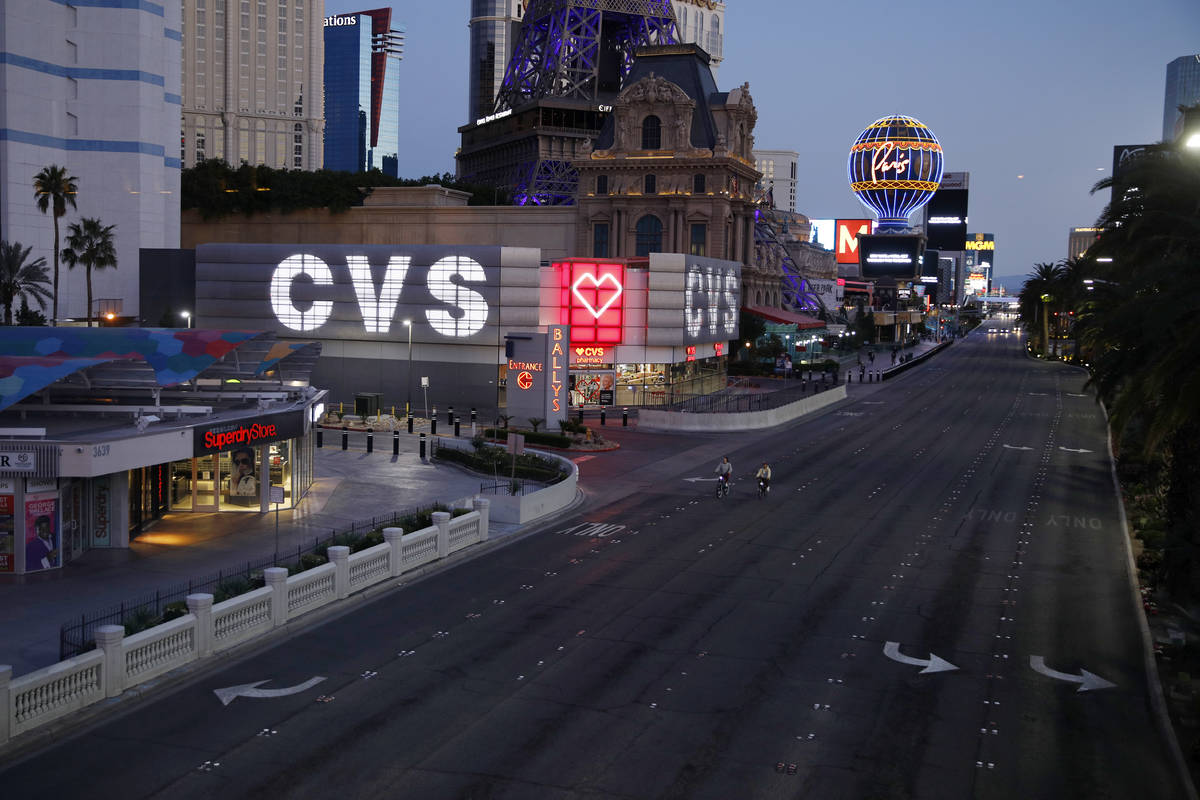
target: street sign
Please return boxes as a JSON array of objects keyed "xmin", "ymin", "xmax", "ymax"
[{"xmin": 270, "ymin": 485, "xmax": 284, "ymax": 504}]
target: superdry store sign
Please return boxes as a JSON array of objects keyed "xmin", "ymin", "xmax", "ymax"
[{"xmin": 194, "ymin": 411, "xmax": 306, "ymax": 455}]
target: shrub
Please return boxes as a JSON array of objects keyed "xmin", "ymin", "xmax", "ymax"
[
  {"xmin": 353, "ymin": 530, "xmax": 385, "ymax": 552},
  {"xmin": 213, "ymin": 577, "xmax": 252, "ymax": 603},
  {"xmin": 298, "ymin": 552, "xmax": 327, "ymax": 572},
  {"xmin": 162, "ymin": 601, "xmax": 189, "ymax": 622},
  {"xmin": 122, "ymin": 606, "xmax": 161, "ymax": 634}
]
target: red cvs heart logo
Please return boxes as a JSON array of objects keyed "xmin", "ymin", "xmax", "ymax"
[{"xmin": 571, "ymin": 272, "xmax": 623, "ymax": 319}]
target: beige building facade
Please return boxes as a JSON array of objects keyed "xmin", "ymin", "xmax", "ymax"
[{"xmin": 181, "ymin": 0, "xmax": 325, "ymax": 170}]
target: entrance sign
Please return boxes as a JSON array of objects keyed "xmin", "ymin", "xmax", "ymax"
[{"xmin": 505, "ymin": 326, "xmax": 568, "ymax": 429}]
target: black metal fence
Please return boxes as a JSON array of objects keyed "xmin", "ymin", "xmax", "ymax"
[
  {"xmin": 58, "ymin": 507, "xmax": 436, "ymax": 661},
  {"xmin": 478, "ymin": 479, "xmax": 539, "ymax": 496}
]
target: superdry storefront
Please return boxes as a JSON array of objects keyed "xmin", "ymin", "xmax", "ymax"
[
  {"xmin": 194, "ymin": 245, "xmax": 741, "ymax": 411},
  {"xmin": 0, "ymin": 328, "xmax": 323, "ymax": 569}
]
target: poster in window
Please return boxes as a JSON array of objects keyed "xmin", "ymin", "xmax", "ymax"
[
  {"xmin": 226, "ymin": 447, "xmax": 259, "ymax": 505},
  {"xmin": 0, "ymin": 495, "xmax": 14, "ymax": 572},
  {"xmin": 24, "ymin": 493, "xmax": 59, "ymax": 572},
  {"xmin": 569, "ymin": 372, "xmax": 614, "ymax": 406}
]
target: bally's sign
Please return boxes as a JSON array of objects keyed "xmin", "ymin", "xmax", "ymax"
[{"xmin": 195, "ymin": 245, "xmax": 516, "ymax": 344}]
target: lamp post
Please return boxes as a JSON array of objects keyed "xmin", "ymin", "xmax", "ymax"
[
  {"xmin": 180, "ymin": 310, "xmax": 192, "ymax": 328},
  {"xmin": 403, "ymin": 319, "xmax": 413, "ymax": 417}
]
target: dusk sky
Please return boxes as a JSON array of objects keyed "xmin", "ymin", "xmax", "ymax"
[{"xmin": 328, "ymin": 1, "xmax": 1200, "ymax": 292}]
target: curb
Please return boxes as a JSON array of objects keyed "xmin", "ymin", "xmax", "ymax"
[{"xmin": 1101, "ymin": 398, "xmax": 1198, "ymax": 800}]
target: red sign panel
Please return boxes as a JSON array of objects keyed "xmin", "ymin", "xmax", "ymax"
[
  {"xmin": 571, "ymin": 345, "xmax": 610, "ymax": 366},
  {"xmin": 557, "ymin": 260, "xmax": 625, "ymax": 344},
  {"xmin": 836, "ymin": 219, "xmax": 873, "ymax": 265}
]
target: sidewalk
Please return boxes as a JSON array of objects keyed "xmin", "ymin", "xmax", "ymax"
[
  {"xmin": 0, "ymin": 423, "xmax": 518, "ymax": 677},
  {"xmin": 0, "ymin": 337, "xmax": 951, "ymax": 678}
]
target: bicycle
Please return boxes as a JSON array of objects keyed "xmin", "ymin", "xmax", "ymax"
[
  {"xmin": 757, "ymin": 478, "xmax": 769, "ymax": 499},
  {"xmin": 715, "ymin": 474, "xmax": 730, "ymax": 499}
]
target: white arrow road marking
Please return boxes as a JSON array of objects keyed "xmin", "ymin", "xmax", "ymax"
[
  {"xmin": 1058, "ymin": 447, "xmax": 1093, "ymax": 454},
  {"xmin": 1067, "ymin": 392, "xmax": 1087, "ymax": 397},
  {"xmin": 1029, "ymin": 656, "xmax": 1116, "ymax": 692},
  {"xmin": 683, "ymin": 477, "xmax": 720, "ymax": 483},
  {"xmin": 1028, "ymin": 392, "xmax": 1048, "ymax": 396},
  {"xmin": 1003, "ymin": 445, "xmax": 1033, "ymax": 451},
  {"xmin": 214, "ymin": 676, "xmax": 327, "ymax": 706},
  {"xmin": 883, "ymin": 642, "xmax": 958, "ymax": 674}
]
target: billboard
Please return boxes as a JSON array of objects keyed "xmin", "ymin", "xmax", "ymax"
[
  {"xmin": 924, "ymin": 188, "xmax": 968, "ymax": 251},
  {"xmin": 1112, "ymin": 144, "xmax": 1153, "ymax": 181},
  {"xmin": 857, "ymin": 234, "xmax": 924, "ymax": 279},
  {"xmin": 836, "ymin": 219, "xmax": 874, "ymax": 265},
  {"xmin": 808, "ymin": 219, "xmax": 835, "ymax": 251}
]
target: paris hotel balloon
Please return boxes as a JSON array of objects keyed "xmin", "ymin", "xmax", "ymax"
[{"xmin": 847, "ymin": 114, "xmax": 944, "ymax": 229}]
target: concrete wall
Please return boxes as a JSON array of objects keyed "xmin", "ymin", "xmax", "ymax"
[
  {"xmin": 182, "ymin": 205, "xmax": 578, "ymax": 263},
  {"xmin": 638, "ymin": 385, "xmax": 846, "ymax": 432}
]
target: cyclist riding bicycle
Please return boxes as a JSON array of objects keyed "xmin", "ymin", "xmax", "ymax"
[
  {"xmin": 755, "ymin": 462, "xmax": 772, "ymax": 494},
  {"xmin": 714, "ymin": 456, "xmax": 733, "ymax": 487}
]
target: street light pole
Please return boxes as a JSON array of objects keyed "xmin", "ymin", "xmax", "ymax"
[
  {"xmin": 180, "ymin": 310, "xmax": 192, "ymax": 328},
  {"xmin": 403, "ymin": 319, "xmax": 413, "ymax": 417}
]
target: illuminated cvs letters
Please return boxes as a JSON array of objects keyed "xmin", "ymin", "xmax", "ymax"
[{"xmin": 270, "ymin": 253, "xmax": 490, "ymax": 338}]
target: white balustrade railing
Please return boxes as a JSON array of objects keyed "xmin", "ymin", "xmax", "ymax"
[
  {"xmin": 0, "ymin": 492, "xmax": 552, "ymax": 747},
  {"xmin": 348, "ymin": 543, "xmax": 391, "ymax": 591},
  {"xmin": 124, "ymin": 616, "xmax": 198, "ymax": 685},
  {"xmin": 286, "ymin": 563, "xmax": 336, "ymax": 616},
  {"xmin": 212, "ymin": 587, "xmax": 274, "ymax": 651},
  {"xmin": 448, "ymin": 512, "xmax": 481, "ymax": 552},
  {"xmin": 7, "ymin": 651, "xmax": 105, "ymax": 737},
  {"xmin": 401, "ymin": 527, "xmax": 438, "ymax": 570}
]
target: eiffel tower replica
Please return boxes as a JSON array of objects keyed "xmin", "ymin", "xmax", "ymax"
[{"xmin": 457, "ymin": 0, "xmax": 678, "ymax": 206}]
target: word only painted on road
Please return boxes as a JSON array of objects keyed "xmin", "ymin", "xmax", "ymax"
[
  {"xmin": 1046, "ymin": 515, "xmax": 1102, "ymax": 530},
  {"xmin": 557, "ymin": 522, "xmax": 626, "ymax": 538},
  {"xmin": 965, "ymin": 509, "xmax": 1017, "ymax": 523}
]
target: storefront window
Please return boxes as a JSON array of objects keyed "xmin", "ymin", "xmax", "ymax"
[
  {"xmin": 170, "ymin": 459, "xmax": 193, "ymax": 510},
  {"xmin": 269, "ymin": 441, "xmax": 291, "ymax": 504}
]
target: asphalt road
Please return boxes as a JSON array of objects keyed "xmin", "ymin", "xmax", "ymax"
[{"xmin": 1, "ymin": 322, "xmax": 1184, "ymax": 799}]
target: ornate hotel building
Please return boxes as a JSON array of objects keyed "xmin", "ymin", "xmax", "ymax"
[{"xmin": 180, "ymin": 0, "xmax": 325, "ymax": 170}]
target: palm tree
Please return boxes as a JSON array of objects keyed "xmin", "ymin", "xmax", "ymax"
[
  {"xmin": 60, "ymin": 218, "xmax": 117, "ymax": 327},
  {"xmin": 1020, "ymin": 261, "xmax": 1063, "ymax": 357},
  {"xmin": 1084, "ymin": 142, "xmax": 1200, "ymax": 599},
  {"xmin": 0, "ymin": 240, "xmax": 52, "ymax": 325},
  {"xmin": 33, "ymin": 165, "xmax": 79, "ymax": 325}
]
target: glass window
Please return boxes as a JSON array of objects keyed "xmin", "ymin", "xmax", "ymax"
[
  {"xmin": 693, "ymin": 173, "xmax": 705, "ymax": 193},
  {"xmin": 593, "ymin": 223, "xmax": 609, "ymax": 258},
  {"xmin": 635, "ymin": 215, "xmax": 663, "ymax": 257},
  {"xmin": 641, "ymin": 115, "xmax": 661, "ymax": 150},
  {"xmin": 690, "ymin": 223, "xmax": 707, "ymax": 256},
  {"xmin": 644, "ymin": 174, "xmax": 656, "ymax": 194},
  {"xmin": 596, "ymin": 174, "xmax": 607, "ymax": 194}
]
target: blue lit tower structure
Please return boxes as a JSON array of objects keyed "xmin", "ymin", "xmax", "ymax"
[
  {"xmin": 457, "ymin": 0, "xmax": 679, "ymax": 205},
  {"xmin": 324, "ymin": 9, "xmax": 406, "ymax": 177},
  {"xmin": 847, "ymin": 114, "xmax": 943, "ymax": 230},
  {"xmin": 847, "ymin": 115, "xmax": 943, "ymax": 298}
]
